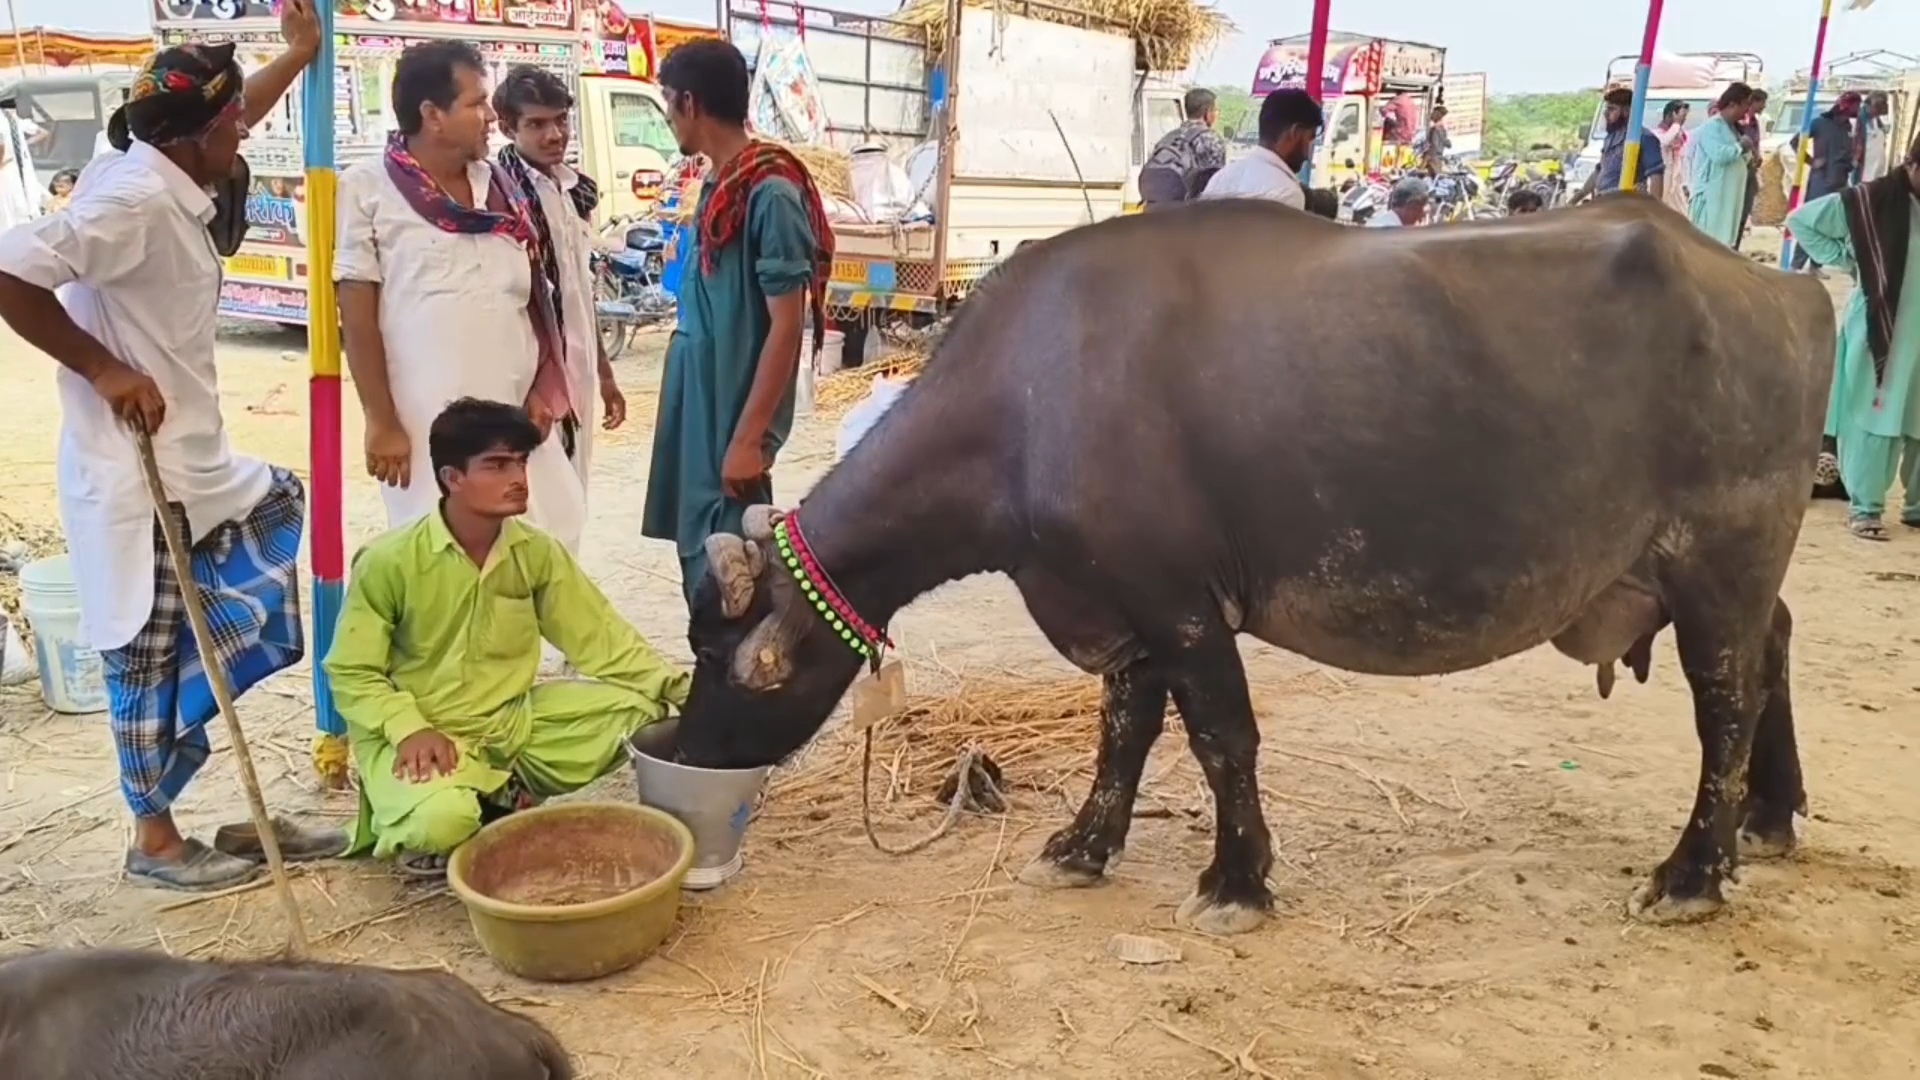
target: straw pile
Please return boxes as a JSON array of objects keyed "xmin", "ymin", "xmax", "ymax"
[
  {"xmin": 0, "ymin": 509, "xmax": 63, "ymax": 634},
  {"xmin": 814, "ymin": 316, "xmax": 950, "ymax": 412},
  {"xmin": 785, "ymin": 141, "xmax": 854, "ymax": 202},
  {"xmin": 769, "ymin": 675, "xmax": 1140, "ymax": 820},
  {"xmin": 890, "ymin": 0, "xmax": 1233, "ymax": 72}
]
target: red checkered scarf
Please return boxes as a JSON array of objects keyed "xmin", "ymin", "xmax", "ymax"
[{"xmin": 698, "ymin": 141, "xmax": 835, "ymax": 356}]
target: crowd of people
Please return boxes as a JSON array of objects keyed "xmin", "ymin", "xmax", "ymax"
[{"xmin": 0, "ymin": 9, "xmax": 1914, "ymax": 890}]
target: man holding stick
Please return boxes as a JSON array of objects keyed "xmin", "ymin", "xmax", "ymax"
[{"xmin": 0, "ymin": 10, "xmax": 347, "ymax": 891}]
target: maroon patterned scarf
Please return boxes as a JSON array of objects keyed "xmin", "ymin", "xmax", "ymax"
[{"xmin": 383, "ymin": 132, "xmax": 573, "ymax": 422}]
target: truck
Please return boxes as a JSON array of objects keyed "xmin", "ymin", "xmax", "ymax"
[
  {"xmin": 1566, "ymin": 51, "xmax": 1764, "ymax": 195},
  {"xmin": 155, "ymin": 0, "xmax": 594, "ymax": 325},
  {"xmin": 578, "ymin": 6, "xmax": 723, "ymax": 221},
  {"xmin": 1251, "ymin": 31, "xmax": 1449, "ymax": 184},
  {"xmin": 1763, "ymin": 50, "xmax": 1920, "ymax": 173},
  {"xmin": 726, "ymin": 0, "xmax": 1150, "ymax": 327}
]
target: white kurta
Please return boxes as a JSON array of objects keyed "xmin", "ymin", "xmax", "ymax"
[
  {"xmin": 0, "ymin": 114, "xmax": 44, "ymax": 230},
  {"xmin": 0, "ymin": 142, "xmax": 271, "ymax": 650},
  {"xmin": 523, "ymin": 163, "xmax": 600, "ymax": 495},
  {"xmin": 1200, "ymin": 147, "xmax": 1307, "ymax": 209},
  {"xmin": 335, "ymin": 158, "xmax": 585, "ymax": 553}
]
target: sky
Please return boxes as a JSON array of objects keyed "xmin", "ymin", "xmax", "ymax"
[{"xmin": 15, "ymin": 0, "xmax": 1920, "ymax": 96}]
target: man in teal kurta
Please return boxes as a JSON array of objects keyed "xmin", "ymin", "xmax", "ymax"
[
  {"xmin": 328, "ymin": 399, "xmax": 689, "ymax": 872},
  {"xmin": 643, "ymin": 40, "xmax": 830, "ymax": 605},
  {"xmin": 1786, "ymin": 145, "xmax": 1920, "ymax": 540},
  {"xmin": 1689, "ymin": 85, "xmax": 1757, "ymax": 247}
]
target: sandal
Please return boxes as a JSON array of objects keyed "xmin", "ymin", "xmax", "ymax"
[
  {"xmin": 397, "ymin": 851, "xmax": 449, "ymax": 880},
  {"xmin": 126, "ymin": 839, "xmax": 261, "ymax": 892},
  {"xmin": 1849, "ymin": 515, "xmax": 1891, "ymax": 542}
]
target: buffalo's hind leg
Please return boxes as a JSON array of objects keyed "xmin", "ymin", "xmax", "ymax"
[
  {"xmin": 1739, "ymin": 598, "xmax": 1805, "ymax": 860},
  {"xmin": 1631, "ymin": 587, "xmax": 1784, "ymax": 923},
  {"xmin": 1019, "ymin": 660, "xmax": 1170, "ymax": 887},
  {"xmin": 1166, "ymin": 632, "xmax": 1274, "ymax": 935}
]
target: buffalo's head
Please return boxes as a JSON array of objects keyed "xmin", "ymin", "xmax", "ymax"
[{"xmin": 672, "ymin": 505, "xmax": 867, "ymax": 769}]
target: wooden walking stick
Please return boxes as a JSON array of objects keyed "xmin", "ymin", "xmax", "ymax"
[{"xmin": 133, "ymin": 428, "xmax": 310, "ymax": 955}]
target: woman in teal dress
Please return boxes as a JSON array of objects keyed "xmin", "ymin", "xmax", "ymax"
[
  {"xmin": 1785, "ymin": 142, "xmax": 1920, "ymax": 540},
  {"xmin": 1688, "ymin": 85, "xmax": 1757, "ymax": 248}
]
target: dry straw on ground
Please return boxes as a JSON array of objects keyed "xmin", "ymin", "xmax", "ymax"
[{"xmin": 889, "ymin": 0, "xmax": 1234, "ymax": 72}]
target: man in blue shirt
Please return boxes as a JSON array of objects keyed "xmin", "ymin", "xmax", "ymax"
[{"xmin": 1576, "ymin": 88, "xmax": 1666, "ymax": 203}]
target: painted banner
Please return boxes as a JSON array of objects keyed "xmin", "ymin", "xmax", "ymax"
[
  {"xmin": 500, "ymin": 0, "xmax": 573, "ymax": 30},
  {"xmin": 1440, "ymin": 71, "xmax": 1488, "ymax": 156},
  {"xmin": 1379, "ymin": 42, "xmax": 1444, "ymax": 86},
  {"xmin": 1254, "ymin": 42, "xmax": 1365, "ymax": 98},
  {"xmin": 346, "ymin": 0, "xmax": 474, "ymax": 24},
  {"xmin": 244, "ymin": 174, "xmax": 307, "ymax": 248},
  {"xmin": 154, "ymin": 0, "xmax": 276, "ymax": 21},
  {"xmin": 221, "ymin": 281, "xmax": 307, "ymax": 321}
]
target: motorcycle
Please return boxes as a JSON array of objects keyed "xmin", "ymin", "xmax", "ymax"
[
  {"xmin": 592, "ymin": 215, "xmax": 677, "ymax": 360},
  {"xmin": 1425, "ymin": 166, "xmax": 1482, "ymax": 223},
  {"xmin": 1338, "ymin": 172, "xmax": 1393, "ymax": 225}
]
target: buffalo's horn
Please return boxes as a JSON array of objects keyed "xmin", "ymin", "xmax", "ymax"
[
  {"xmin": 742, "ymin": 538, "xmax": 766, "ymax": 578},
  {"xmin": 704, "ymin": 533, "xmax": 756, "ymax": 619},
  {"xmin": 742, "ymin": 504, "xmax": 784, "ymax": 543},
  {"xmin": 733, "ymin": 611, "xmax": 796, "ymax": 689}
]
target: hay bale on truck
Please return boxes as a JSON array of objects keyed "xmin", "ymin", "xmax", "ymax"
[{"xmin": 727, "ymin": 0, "xmax": 1229, "ymax": 366}]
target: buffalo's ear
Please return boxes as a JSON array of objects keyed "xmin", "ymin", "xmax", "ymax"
[{"xmin": 742, "ymin": 504, "xmax": 783, "ymax": 543}]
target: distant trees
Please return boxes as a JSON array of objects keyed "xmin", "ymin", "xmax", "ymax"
[{"xmin": 1485, "ymin": 91, "xmax": 1599, "ymax": 156}]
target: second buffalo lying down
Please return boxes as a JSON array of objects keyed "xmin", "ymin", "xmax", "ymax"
[{"xmin": 676, "ymin": 195, "xmax": 1834, "ymax": 935}]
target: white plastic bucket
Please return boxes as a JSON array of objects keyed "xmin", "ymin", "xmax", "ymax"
[{"xmin": 19, "ymin": 555, "xmax": 108, "ymax": 714}]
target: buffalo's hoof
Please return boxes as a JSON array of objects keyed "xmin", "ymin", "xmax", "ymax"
[
  {"xmin": 1017, "ymin": 853, "xmax": 1107, "ymax": 889},
  {"xmin": 1737, "ymin": 823, "xmax": 1797, "ymax": 861},
  {"xmin": 1627, "ymin": 880, "xmax": 1726, "ymax": 925},
  {"xmin": 1175, "ymin": 892, "xmax": 1269, "ymax": 936}
]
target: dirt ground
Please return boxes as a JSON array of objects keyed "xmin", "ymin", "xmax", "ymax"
[{"xmin": 2, "ymin": 268, "xmax": 1918, "ymax": 1078}]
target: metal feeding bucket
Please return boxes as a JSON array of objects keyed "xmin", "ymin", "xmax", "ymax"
[{"xmin": 625, "ymin": 719, "xmax": 771, "ymax": 890}]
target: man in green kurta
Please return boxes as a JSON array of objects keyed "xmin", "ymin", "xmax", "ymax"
[
  {"xmin": 327, "ymin": 399, "xmax": 689, "ymax": 873},
  {"xmin": 1688, "ymin": 84, "xmax": 1756, "ymax": 248},
  {"xmin": 642, "ymin": 40, "xmax": 832, "ymax": 606},
  {"xmin": 1786, "ymin": 136, "xmax": 1920, "ymax": 541}
]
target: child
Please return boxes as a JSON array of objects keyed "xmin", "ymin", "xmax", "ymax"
[{"xmin": 45, "ymin": 169, "xmax": 76, "ymax": 213}]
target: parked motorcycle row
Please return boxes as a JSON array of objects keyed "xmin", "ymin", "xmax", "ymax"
[{"xmin": 1337, "ymin": 152, "xmax": 1570, "ymax": 226}]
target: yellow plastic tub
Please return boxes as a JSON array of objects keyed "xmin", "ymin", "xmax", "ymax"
[{"xmin": 448, "ymin": 802, "xmax": 694, "ymax": 982}]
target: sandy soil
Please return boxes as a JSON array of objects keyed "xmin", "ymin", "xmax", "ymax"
[{"xmin": 2, "ymin": 278, "xmax": 1918, "ymax": 1079}]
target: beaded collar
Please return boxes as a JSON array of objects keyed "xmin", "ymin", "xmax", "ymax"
[{"xmin": 773, "ymin": 510, "xmax": 893, "ymax": 666}]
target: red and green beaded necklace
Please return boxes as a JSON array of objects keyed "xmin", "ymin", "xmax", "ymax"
[{"xmin": 774, "ymin": 510, "xmax": 893, "ymax": 666}]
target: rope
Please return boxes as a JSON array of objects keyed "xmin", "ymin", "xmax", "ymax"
[{"xmin": 859, "ymin": 727, "xmax": 1005, "ymax": 856}]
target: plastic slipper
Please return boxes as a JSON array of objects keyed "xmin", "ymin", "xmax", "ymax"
[{"xmin": 1849, "ymin": 515, "xmax": 1891, "ymax": 542}]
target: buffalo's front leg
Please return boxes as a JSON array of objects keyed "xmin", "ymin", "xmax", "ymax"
[
  {"xmin": 1019, "ymin": 661, "xmax": 1168, "ymax": 887},
  {"xmin": 1169, "ymin": 637, "xmax": 1274, "ymax": 935},
  {"xmin": 1630, "ymin": 595, "xmax": 1775, "ymax": 922}
]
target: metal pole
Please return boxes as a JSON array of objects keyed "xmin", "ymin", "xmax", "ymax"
[
  {"xmin": 1618, "ymin": 0, "xmax": 1665, "ymax": 192},
  {"xmin": 929, "ymin": 0, "xmax": 961, "ymax": 306},
  {"xmin": 1782, "ymin": 0, "xmax": 1838, "ymax": 267},
  {"xmin": 303, "ymin": 0, "xmax": 349, "ymax": 788},
  {"xmin": 1298, "ymin": 0, "xmax": 1331, "ymax": 186},
  {"xmin": 5, "ymin": 0, "xmax": 29, "ymax": 71}
]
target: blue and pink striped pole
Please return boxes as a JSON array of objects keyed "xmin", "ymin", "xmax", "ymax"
[
  {"xmin": 302, "ymin": 0, "xmax": 348, "ymax": 788},
  {"xmin": 1781, "ymin": 0, "xmax": 1838, "ymax": 267},
  {"xmin": 1618, "ymin": 0, "xmax": 1665, "ymax": 192}
]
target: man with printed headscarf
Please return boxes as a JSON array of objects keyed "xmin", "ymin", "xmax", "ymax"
[{"xmin": 0, "ymin": 2, "xmax": 349, "ymax": 892}]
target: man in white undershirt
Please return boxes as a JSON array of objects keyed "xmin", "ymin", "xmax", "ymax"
[
  {"xmin": 1366, "ymin": 177, "xmax": 1430, "ymax": 227},
  {"xmin": 1200, "ymin": 89, "xmax": 1323, "ymax": 210}
]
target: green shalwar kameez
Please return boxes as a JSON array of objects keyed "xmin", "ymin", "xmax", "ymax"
[
  {"xmin": 1785, "ymin": 191, "xmax": 1920, "ymax": 523},
  {"xmin": 1688, "ymin": 116, "xmax": 1750, "ymax": 248},
  {"xmin": 326, "ymin": 513, "xmax": 690, "ymax": 858},
  {"xmin": 643, "ymin": 177, "xmax": 818, "ymax": 602}
]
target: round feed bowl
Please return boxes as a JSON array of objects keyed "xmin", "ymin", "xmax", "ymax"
[{"xmin": 448, "ymin": 802, "xmax": 695, "ymax": 982}]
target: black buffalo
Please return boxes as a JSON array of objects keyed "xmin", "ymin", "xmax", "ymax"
[
  {"xmin": 0, "ymin": 949, "xmax": 572, "ymax": 1078},
  {"xmin": 676, "ymin": 196, "xmax": 1834, "ymax": 935}
]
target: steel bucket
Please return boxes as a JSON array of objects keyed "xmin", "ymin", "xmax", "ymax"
[{"xmin": 625, "ymin": 719, "xmax": 770, "ymax": 890}]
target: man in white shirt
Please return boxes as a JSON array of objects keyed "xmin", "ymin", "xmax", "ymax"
[
  {"xmin": 1366, "ymin": 177, "xmax": 1430, "ymax": 227},
  {"xmin": 1201, "ymin": 89, "xmax": 1324, "ymax": 210},
  {"xmin": 492, "ymin": 64, "xmax": 626, "ymax": 502},
  {"xmin": 1861, "ymin": 92, "xmax": 1893, "ymax": 183},
  {"xmin": 337, "ymin": 41, "xmax": 586, "ymax": 552},
  {"xmin": 0, "ymin": 12, "xmax": 348, "ymax": 892}
]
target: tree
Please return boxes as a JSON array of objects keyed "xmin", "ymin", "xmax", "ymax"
[
  {"xmin": 1484, "ymin": 91, "xmax": 1600, "ymax": 157},
  {"xmin": 1211, "ymin": 86, "xmax": 1255, "ymax": 141}
]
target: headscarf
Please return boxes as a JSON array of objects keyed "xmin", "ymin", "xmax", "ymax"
[
  {"xmin": 108, "ymin": 42, "xmax": 245, "ymax": 153},
  {"xmin": 109, "ymin": 43, "xmax": 252, "ymax": 256}
]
